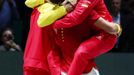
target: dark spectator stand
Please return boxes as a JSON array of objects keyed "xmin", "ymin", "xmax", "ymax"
[{"xmin": 0, "ymin": 52, "xmax": 23, "ymax": 75}]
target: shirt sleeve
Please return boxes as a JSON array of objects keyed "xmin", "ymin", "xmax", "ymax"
[
  {"xmin": 25, "ymin": 0, "xmax": 45, "ymax": 8},
  {"xmin": 53, "ymin": 0, "xmax": 100, "ymax": 29},
  {"xmin": 88, "ymin": 10, "xmax": 100, "ymax": 24}
]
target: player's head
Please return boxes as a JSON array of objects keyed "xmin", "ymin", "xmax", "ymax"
[
  {"xmin": 110, "ymin": 0, "xmax": 121, "ymax": 15},
  {"xmin": 0, "ymin": 28, "xmax": 14, "ymax": 43}
]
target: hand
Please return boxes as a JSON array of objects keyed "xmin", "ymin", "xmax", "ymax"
[
  {"xmin": 5, "ymin": 40, "xmax": 13, "ymax": 47},
  {"xmin": 63, "ymin": 3, "xmax": 74, "ymax": 12},
  {"xmin": 109, "ymin": 23, "xmax": 122, "ymax": 37},
  {"xmin": 5, "ymin": 40, "xmax": 21, "ymax": 51},
  {"xmin": 114, "ymin": 23, "xmax": 122, "ymax": 37},
  {"xmin": 69, "ymin": 0, "xmax": 77, "ymax": 5},
  {"xmin": 62, "ymin": 0, "xmax": 76, "ymax": 12},
  {"xmin": 62, "ymin": 0, "xmax": 77, "ymax": 6}
]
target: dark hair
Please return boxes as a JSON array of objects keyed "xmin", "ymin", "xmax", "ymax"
[{"xmin": 49, "ymin": 0, "xmax": 65, "ymax": 4}]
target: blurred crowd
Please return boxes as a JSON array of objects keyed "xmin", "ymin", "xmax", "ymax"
[
  {"xmin": 0, "ymin": 0, "xmax": 134, "ymax": 52},
  {"xmin": 105, "ymin": 0, "xmax": 134, "ymax": 52}
]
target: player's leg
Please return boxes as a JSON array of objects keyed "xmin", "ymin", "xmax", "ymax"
[
  {"xmin": 67, "ymin": 32, "xmax": 116, "ymax": 75},
  {"xmin": 68, "ymin": 35, "xmax": 102, "ymax": 75}
]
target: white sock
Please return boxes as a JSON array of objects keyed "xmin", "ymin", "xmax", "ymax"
[{"xmin": 61, "ymin": 67, "xmax": 100, "ymax": 75}]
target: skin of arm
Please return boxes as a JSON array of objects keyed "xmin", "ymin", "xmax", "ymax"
[{"xmin": 94, "ymin": 17, "xmax": 122, "ymax": 36}]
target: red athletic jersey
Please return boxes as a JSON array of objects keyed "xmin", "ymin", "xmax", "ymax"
[
  {"xmin": 24, "ymin": 0, "xmax": 117, "ymax": 75},
  {"xmin": 49, "ymin": 0, "xmax": 116, "ymax": 74},
  {"xmin": 24, "ymin": 9, "xmax": 53, "ymax": 75}
]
